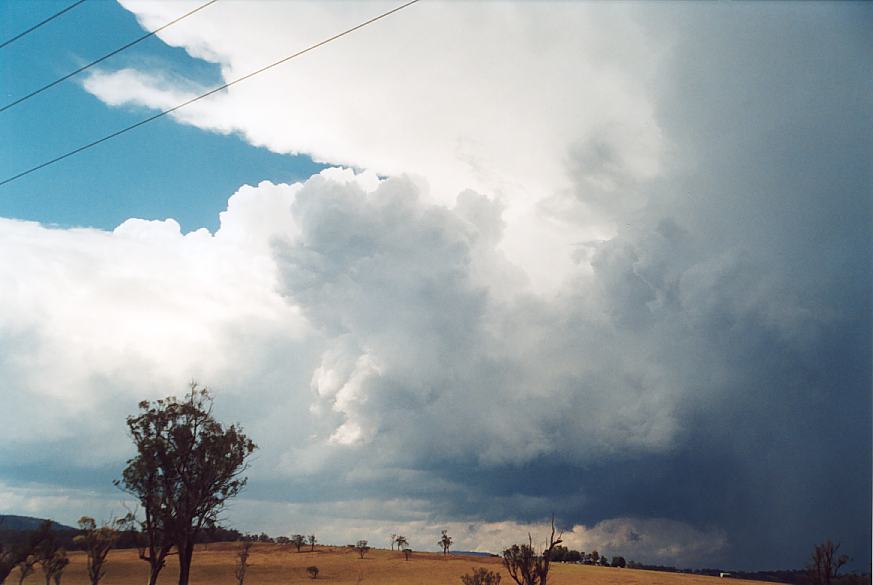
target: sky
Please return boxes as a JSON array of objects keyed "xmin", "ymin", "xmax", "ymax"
[{"xmin": 0, "ymin": 0, "xmax": 870, "ymax": 572}]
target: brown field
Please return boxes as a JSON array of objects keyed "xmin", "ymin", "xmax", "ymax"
[{"xmin": 18, "ymin": 543, "xmax": 782, "ymax": 585}]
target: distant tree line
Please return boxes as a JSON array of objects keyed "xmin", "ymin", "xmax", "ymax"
[
  {"xmin": 547, "ymin": 545, "xmax": 625, "ymax": 567},
  {"xmin": 627, "ymin": 540, "xmax": 870, "ymax": 585}
]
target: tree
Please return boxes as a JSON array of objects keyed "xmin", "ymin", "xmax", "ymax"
[
  {"xmin": 15, "ymin": 555, "xmax": 37, "ymax": 585},
  {"xmin": 308, "ymin": 535, "xmax": 317, "ymax": 552},
  {"xmin": 39, "ymin": 549, "xmax": 69, "ymax": 585},
  {"xmin": 1, "ymin": 549, "xmax": 25, "ymax": 585},
  {"xmin": 566, "ymin": 550, "xmax": 581, "ymax": 563},
  {"xmin": 276, "ymin": 536, "xmax": 290, "ymax": 546},
  {"xmin": 402, "ymin": 548, "xmax": 412, "ymax": 561},
  {"xmin": 390, "ymin": 533, "xmax": 397, "ymax": 551},
  {"xmin": 0, "ymin": 520, "xmax": 51, "ymax": 585},
  {"xmin": 119, "ymin": 507, "xmax": 174, "ymax": 585},
  {"xmin": 291, "ymin": 535, "xmax": 306, "ymax": 553},
  {"xmin": 395, "ymin": 536, "xmax": 408, "ymax": 553},
  {"xmin": 808, "ymin": 540, "xmax": 850, "ymax": 585},
  {"xmin": 116, "ymin": 385, "xmax": 257, "ymax": 585},
  {"xmin": 460, "ymin": 567, "xmax": 502, "ymax": 585},
  {"xmin": 610, "ymin": 556, "xmax": 626, "ymax": 568},
  {"xmin": 439, "ymin": 530, "xmax": 453, "ymax": 557},
  {"xmin": 501, "ymin": 516, "xmax": 563, "ymax": 585},
  {"xmin": 201, "ymin": 522, "xmax": 217, "ymax": 551},
  {"xmin": 234, "ymin": 540, "xmax": 253, "ymax": 585},
  {"xmin": 355, "ymin": 540, "xmax": 370, "ymax": 559},
  {"xmin": 549, "ymin": 546, "xmax": 568, "ymax": 563},
  {"xmin": 589, "ymin": 550, "xmax": 599, "ymax": 564},
  {"xmin": 73, "ymin": 517, "xmax": 122, "ymax": 585},
  {"xmin": 306, "ymin": 566, "xmax": 319, "ymax": 579}
]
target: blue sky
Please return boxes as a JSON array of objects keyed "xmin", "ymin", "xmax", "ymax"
[
  {"xmin": 0, "ymin": 0, "xmax": 323, "ymax": 231},
  {"xmin": 0, "ymin": 0, "xmax": 870, "ymax": 572}
]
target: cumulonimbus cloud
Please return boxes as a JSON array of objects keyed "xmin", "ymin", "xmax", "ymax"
[
  {"xmin": 83, "ymin": 0, "xmax": 666, "ymax": 292},
  {"xmin": 3, "ymin": 0, "xmax": 869, "ymax": 571}
]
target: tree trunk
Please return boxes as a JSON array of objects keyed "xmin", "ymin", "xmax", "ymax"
[
  {"xmin": 177, "ymin": 540, "xmax": 195, "ymax": 585},
  {"xmin": 145, "ymin": 552, "xmax": 169, "ymax": 585},
  {"xmin": 146, "ymin": 563, "xmax": 161, "ymax": 585}
]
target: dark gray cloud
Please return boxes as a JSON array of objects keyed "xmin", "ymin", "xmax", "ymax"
[{"xmin": 261, "ymin": 3, "xmax": 871, "ymax": 569}]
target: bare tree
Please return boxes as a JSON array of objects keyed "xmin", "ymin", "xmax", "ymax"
[
  {"xmin": 234, "ymin": 540, "xmax": 253, "ymax": 585},
  {"xmin": 308, "ymin": 535, "xmax": 317, "ymax": 552},
  {"xmin": 501, "ymin": 516, "xmax": 563, "ymax": 585},
  {"xmin": 808, "ymin": 540, "xmax": 850, "ymax": 585},
  {"xmin": 73, "ymin": 517, "xmax": 122, "ymax": 585},
  {"xmin": 355, "ymin": 540, "xmax": 370, "ymax": 559},
  {"xmin": 460, "ymin": 567, "xmax": 502, "ymax": 585},
  {"xmin": 390, "ymin": 533, "xmax": 397, "ymax": 551},
  {"xmin": 116, "ymin": 385, "xmax": 256, "ymax": 585},
  {"xmin": 438, "ymin": 530, "xmax": 453, "ymax": 557}
]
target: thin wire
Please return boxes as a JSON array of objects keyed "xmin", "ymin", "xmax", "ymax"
[
  {"xmin": 0, "ymin": 0, "xmax": 421, "ymax": 188},
  {"xmin": 1, "ymin": 0, "xmax": 220, "ymax": 113},
  {"xmin": 0, "ymin": 0, "xmax": 87, "ymax": 50}
]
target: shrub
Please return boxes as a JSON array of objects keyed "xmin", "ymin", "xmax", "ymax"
[{"xmin": 460, "ymin": 567, "xmax": 502, "ymax": 585}]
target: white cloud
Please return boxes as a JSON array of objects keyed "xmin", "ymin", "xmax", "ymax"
[
  {"xmin": 3, "ymin": 164, "xmax": 816, "ymax": 481},
  {"xmin": 0, "ymin": 165, "xmax": 814, "ymax": 472},
  {"xmin": 0, "ymin": 481, "xmax": 125, "ymax": 526},
  {"xmin": 223, "ymin": 497, "xmax": 726, "ymax": 566},
  {"xmin": 274, "ymin": 172, "xmax": 687, "ymax": 468},
  {"xmin": 0, "ymin": 185, "xmax": 309, "ymax": 462},
  {"xmin": 83, "ymin": 0, "xmax": 667, "ymax": 292}
]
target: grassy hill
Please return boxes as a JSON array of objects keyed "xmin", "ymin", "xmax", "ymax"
[{"xmin": 17, "ymin": 542, "xmax": 787, "ymax": 585}]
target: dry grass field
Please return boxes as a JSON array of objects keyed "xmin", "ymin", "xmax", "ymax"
[{"xmin": 17, "ymin": 542, "xmax": 785, "ymax": 585}]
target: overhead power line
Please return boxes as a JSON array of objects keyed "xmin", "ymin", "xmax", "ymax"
[
  {"xmin": 0, "ymin": 0, "xmax": 421, "ymax": 188},
  {"xmin": 1, "ymin": 0, "xmax": 220, "ymax": 113},
  {"xmin": 0, "ymin": 0, "xmax": 87, "ymax": 50}
]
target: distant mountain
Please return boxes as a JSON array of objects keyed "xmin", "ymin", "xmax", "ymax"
[
  {"xmin": 0, "ymin": 514, "xmax": 75, "ymax": 532},
  {"xmin": 453, "ymin": 550, "xmax": 499, "ymax": 558}
]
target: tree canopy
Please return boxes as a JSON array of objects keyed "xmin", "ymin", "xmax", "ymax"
[{"xmin": 116, "ymin": 385, "xmax": 256, "ymax": 585}]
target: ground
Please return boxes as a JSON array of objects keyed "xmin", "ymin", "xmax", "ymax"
[{"xmin": 22, "ymin": 543, "xmax": 783, "ymax": 585}]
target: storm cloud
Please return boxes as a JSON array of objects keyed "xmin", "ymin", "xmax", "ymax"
[{"xmin": 1, "ymin": 0, "xmax": 869, "ymax": 572}]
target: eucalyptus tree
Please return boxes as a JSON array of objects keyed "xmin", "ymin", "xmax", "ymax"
[
  {"xmin": 438, "ymin": 530, "xmax": 453, "ymax": 557},
  {"xmin": 117, "ymin": 385, "xmax": 256, "ymax": 585},
  {"xmin": 73, "ymin": 517, "xmax": 124, "ymax": 585}
]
